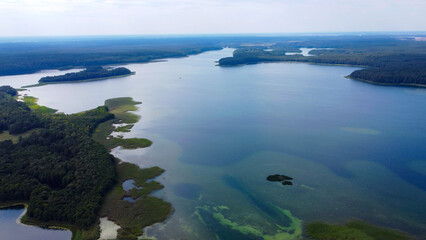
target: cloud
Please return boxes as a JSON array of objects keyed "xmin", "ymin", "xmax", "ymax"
[{"xmin": 0, "ymin": 0, "xmax": 425, "ymax": 36}]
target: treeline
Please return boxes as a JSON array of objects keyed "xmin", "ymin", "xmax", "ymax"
[
  {"xmin": 0, "ymin": 35, "xmax": 392, "ymax": 77},
  {"xmin": 219, "ymin": 36, "xmax": 426, "ymax": 85},
  {"xmin": 219, "ymin": 48, "xmax": 291, "ymax": 65},
  {"xmin": 0, "ymin": 86, "xmax": 44, "ymax": 134},
  {"xmin": 0, "ymin": 86, "xmax": 116, "ymax": 227},
  {"xmin": 0, "ymin": 37, "xmax": 229, "ymax": 76},
  {"xmin": 39, "ymin": 66, "xmax": 132, "ymax": 83},
  {"xmin": 350, "ymin": 66, "xmax": 426, "ymax": 85}
]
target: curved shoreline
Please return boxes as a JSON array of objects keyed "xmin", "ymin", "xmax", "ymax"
[
  {"xmin": 220, "ymin": 60, "xmax": 426, "ymax": 88},
  {"xmin": 218, "ymin": 59, "xmax": 370, "ymax": 69},
  {"xmin": 217, "ymin": 48, "xmax": 425, "ymax": 88}
]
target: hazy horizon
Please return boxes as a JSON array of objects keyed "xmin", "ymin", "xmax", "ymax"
[
  {"xmin": 0, "ymin": 0, "xmax": 425, "ymax": 37},
  {"xmin": 1, "ymin": 31, "xmax": 426, "ymax": 41}
]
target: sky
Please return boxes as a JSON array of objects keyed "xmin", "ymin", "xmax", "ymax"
[{"xmin": 0, "ymin": 0, "xmax": 425, "ymax": 36}]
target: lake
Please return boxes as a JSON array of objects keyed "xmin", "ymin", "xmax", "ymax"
[{"xmin": 1, "ymin": 48, "xmax": 425, "ymax": 239}]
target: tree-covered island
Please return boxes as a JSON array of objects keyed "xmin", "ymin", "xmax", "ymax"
[
  {"xmin": 27, "ymin": 66, "xmax": 133, "ymax": 87},
  {"xmin": 0, "ymin": 85, "xmax": 171, "ymax": 240}
]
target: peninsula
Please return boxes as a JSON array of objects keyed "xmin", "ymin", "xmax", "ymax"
[
  {"xmin": 0, "ymin": 85, "xmax": 171, "ymax": 240},
  {"xmin": 218, "ymin": 36, "xmax": 426, "ymax": 87}
]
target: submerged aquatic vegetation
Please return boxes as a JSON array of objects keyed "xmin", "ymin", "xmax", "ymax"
[{"xmin": 195, "ymin": 203, "xmax": 302, "ymax": 240}]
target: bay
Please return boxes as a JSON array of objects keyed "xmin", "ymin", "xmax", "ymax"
[{"xmin": 0, "ymin": 48, "xmax": 425, "ymax": 239}]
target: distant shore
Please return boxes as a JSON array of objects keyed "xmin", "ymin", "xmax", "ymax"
[{"xmin": 219, "ymin": 59, "xmax": 426, "ymax": 88}]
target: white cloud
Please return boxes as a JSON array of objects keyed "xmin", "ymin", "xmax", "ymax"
[{"xmin": 0, "ymin": 0, "xmax": 425, "ymax": 36}]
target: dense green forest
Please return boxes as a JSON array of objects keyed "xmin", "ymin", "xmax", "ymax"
[
  {"xmin": 218, "ymin": 36, "xmax": 426, "ymax": 86},
  {"xmin": 39, "ymin": 66, "xmax": 132, "ymax": 83},
  {"xmin": 0, "ymin": 85, "xmax": 116, "ymax": 227},
  {"xmin": 0, "ymin": 87, "xmax": 44, "ymax": 134},
  {"xmin": 0, "ymin": 36, "xmax": 249, "ymax": 76}
]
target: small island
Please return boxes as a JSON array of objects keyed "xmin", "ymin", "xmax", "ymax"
[
  {"xmin": 267, "ymin": 174, "xmax": 294, "ymax": 186},
  {"xmin": 39, "ymin": 66, "xmax": 133, "ymax": 83},
  {"xmin": 266, "ymin": 174, "xmax": 293, "ymax": 182}
]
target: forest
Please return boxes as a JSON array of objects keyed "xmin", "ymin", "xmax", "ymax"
[
  {"xmin": 0, "ymin": 36, "xmax": 242, "ymax": 76},
  {"xmin": 39, "ymin": 66, "xmax": 132, "ymax": 83},
  {"xmin": 0, "ymin": 35, "xmax": 425, "ymax": 85},
  {"xmin": 0, "ymin": 35, "xmax": 381, "ymax": 77},
  {"xmin": 0, "ymin": 87, "xmax": 43, "ymax": 134},
  {"xmin": 218, "ymin": 36, "xmax": 426, "ymax": 85},
  {"xmin": 0, "ymin": 85, "xmax": 116, "ymax": 228}
]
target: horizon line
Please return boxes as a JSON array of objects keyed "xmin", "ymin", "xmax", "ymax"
[{"xmin": 1, "ymin": 31, "xmax": 426, "ymax": 39}]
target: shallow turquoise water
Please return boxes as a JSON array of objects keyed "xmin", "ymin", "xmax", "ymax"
[{"xmin": 0, "ymin": 48, "xmax": 425, "ymax": 239}]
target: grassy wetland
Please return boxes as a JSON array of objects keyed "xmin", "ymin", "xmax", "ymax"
[
  {"xmin": 93, "ymin": 97, "xmax": 172, "ymax": 240},
  {"xmin": 0, "ymin": 86, "xmax": 171, "ymax": 240}
]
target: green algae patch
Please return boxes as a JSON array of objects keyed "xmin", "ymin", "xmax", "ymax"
[
  {"xmin": 264, "ymin": 206, "xmax": 302, "ymax": 240},
  {"xmin": 305, "ymin": 221, "xmax": 415, "ymax": 240},
  {"xmin": 195, "ymin": 204, "xmax": 302, "ymax": 240},
  {"xmin": 212, "ymin": 211, "xmax": 264, "ymax": 237},
  {"xmin": 22, "ymin": 96, "xmax": 57, "ymax": 114}
]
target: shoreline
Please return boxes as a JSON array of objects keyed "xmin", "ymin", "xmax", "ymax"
[
  {"xmin": 346, "ymin": 76, "xmax": 426, "ymax": 88},
  {"xmin": 0, "ymin": 46, "xmax": 224, "ymax": 78},
  {"xmin": 93, "ymin": 97, "xmax": 172, "ymax": 239},
  {"xmin": 218, "ymin": 59, "xmax": 370, "ymax": 68},
  {"xmin": 21, "ymin": 72, "xmax": 135, "ymax": 88},
  {"xmin": 219, "ymin": 59, "xmax": 426, "ymax": 88}
]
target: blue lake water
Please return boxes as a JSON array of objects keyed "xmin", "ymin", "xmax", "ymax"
[{"xmin": 0, "ymin": 48, "xmax": 425, "ymax": 239}]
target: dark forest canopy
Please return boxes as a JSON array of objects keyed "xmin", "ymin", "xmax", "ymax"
[
  {"xmin": 0, "ymin": 36, "xmax": 237, "ymax": 76},
  {"xmin": 39, "ymin": 66, "xmax": 132, "ymax": 83},
  {"xmin": 218, "ymin": 36, "xmax": 426, "ymax": 86},
  {"xmin": 0, "ymin": 86, "xmax": 116, "ymax": 227}
]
